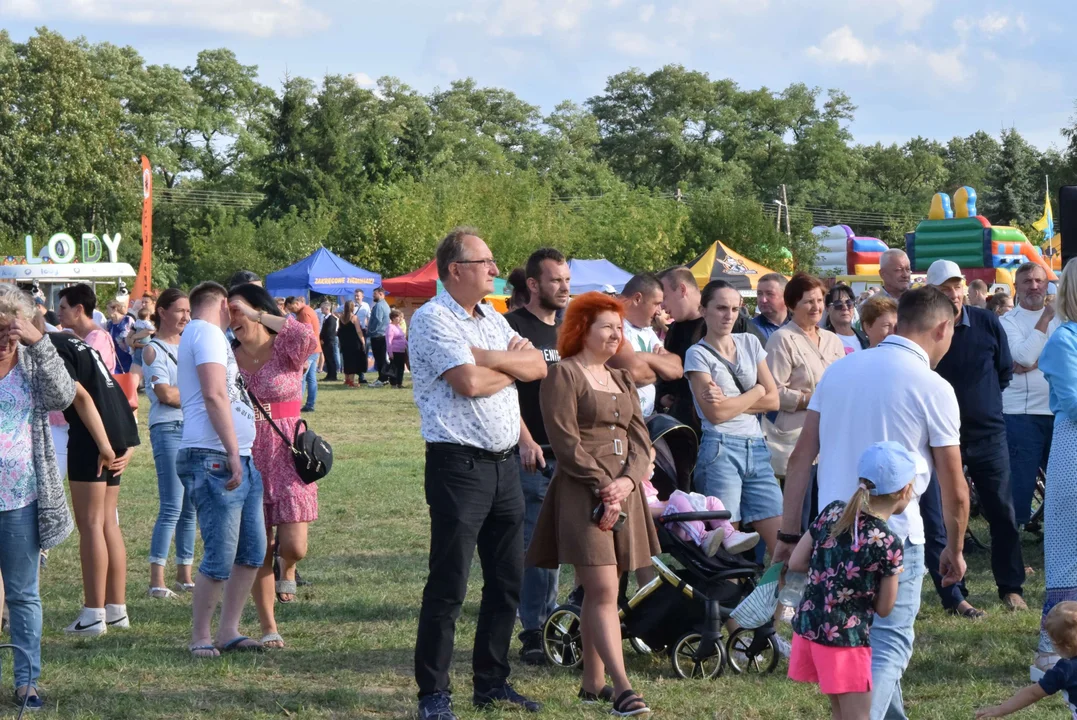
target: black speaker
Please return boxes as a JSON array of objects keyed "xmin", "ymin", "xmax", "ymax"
[{"xmin": 1060, "ymin": 186, "xmax": 1077, "ymax": 269}]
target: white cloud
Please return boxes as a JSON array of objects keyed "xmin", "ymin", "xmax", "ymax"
[
  {"xmin": 978, "ymin": 12, "xmax": 1009, "ymax": 35},
  {"xmin": 608, "ymin": 30, "xmax": 655, "ymax": 57},
  {"xmin": 807, "ymin": 26, "xmax": 881, "ymax": 67},
  {"xmin": 891, "ymin": 0, "xmax": 934, "ymax": 31},
  {"xmin": 0, "ymin": 0, "xmax": 330, "ymax": 36},
  {"xmin": 607, "ymin": 0, "xmax": 624, "ymax": 6},
  {"xmin": 477, "ymin": 0, "xmax": 591, "ymax": 37},
  {"xmin": 1016, "ymin": 13, "xmax": 1028, "ymax": 33},
  {"xmin": 436, "ymin": 57, "xmax": 459, "ymax": 76},
  {"xmin": 352, "ymin": 72, "xmax": 376, "ymax": 89},
  {"xmin": 638, "ymin": 4, "xmax": 654, "ymax": 23}
]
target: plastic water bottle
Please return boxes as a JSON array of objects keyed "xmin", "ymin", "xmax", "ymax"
[{"xmin": 778, "ymin": 571, "xmax": 807, "ymax": 608}]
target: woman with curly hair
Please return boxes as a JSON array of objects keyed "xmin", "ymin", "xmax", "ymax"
[{"xmin": 527, "ymin": 291, "xmax": 659, "ymax": 717}]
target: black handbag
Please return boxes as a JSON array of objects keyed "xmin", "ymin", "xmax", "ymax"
[{"xmin": 247, "ymin": 390, "xmax": 333, "ymax": 484}]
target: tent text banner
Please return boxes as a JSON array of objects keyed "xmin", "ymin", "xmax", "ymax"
[{"xmin": 24, "ymin": 233, "xmax": 122, "ymax": 264}]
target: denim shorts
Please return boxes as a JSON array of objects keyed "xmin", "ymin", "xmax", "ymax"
[
  {"xmin": 176, "ymin": 448, "xmax": 266, "ymax": 581},
  {"xmin": 693, "ymin": 431, "xmax": 783, "ymax": 524}
]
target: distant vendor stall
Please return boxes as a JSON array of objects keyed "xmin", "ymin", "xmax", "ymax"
[
  {"xmin": 688, "ymin": 241, "xmax": 786, "ymax": 297},
  {"xmin": 3, "ymin": 231, "xmax": 137, "ymax": 305},
  {"xmin": 567, "ymin": 258, "xmax": 633, "ymax": 294},
  {"xmin": 266, "ymin": 247, "xmax": 381, "ymax": 300}
]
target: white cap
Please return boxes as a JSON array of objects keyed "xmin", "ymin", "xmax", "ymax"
[{"xmin": 926, "ymin": 259, "xmax": 964, "ymax": 287}]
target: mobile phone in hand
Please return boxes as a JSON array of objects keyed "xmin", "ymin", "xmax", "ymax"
[{"xmin": 592, "ymin": 503, "xmax": 628, "ymax": 532}]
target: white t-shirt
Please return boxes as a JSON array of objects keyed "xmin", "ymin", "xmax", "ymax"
[
  {"xmin": 622, "ymin": 318, "xmax": 661, "ymax": 416},
  {"xmin": 808, "ymin": 335, "xmax": 961, "ymax": 545},
  {"xmin": 684, "ymin": 334, "xmax": 766, "ymax": 437},
  {"xmin": 837, "ymin": 333, "xmax": 861, "ymax": 356},
  {"xmin": 178, "ymin": 319, "xmax": 256, "ymax": 456}
]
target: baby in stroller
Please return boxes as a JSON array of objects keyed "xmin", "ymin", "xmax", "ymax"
[{"xmin": 642, "ymin": 447, "xmax": 760, "ymax": 557}]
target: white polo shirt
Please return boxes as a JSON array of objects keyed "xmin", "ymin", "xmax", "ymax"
[{"xmin": 808, "ymin": 335, "xmax": 961, "ymax": 545}]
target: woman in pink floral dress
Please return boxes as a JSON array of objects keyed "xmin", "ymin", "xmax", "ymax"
[{"xmin": 228, "ymin": 284, "xmax": 318, "ymax": 650}]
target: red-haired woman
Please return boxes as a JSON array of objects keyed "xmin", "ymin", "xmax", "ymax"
[{"xmin": 528, "ymin": 292, "xmax": 659, "ymax": 717}]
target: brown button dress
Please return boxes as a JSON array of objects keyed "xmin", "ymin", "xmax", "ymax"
[{"xmin": 526, "ymin": 360, "xmax": 660, "ymax": 572}]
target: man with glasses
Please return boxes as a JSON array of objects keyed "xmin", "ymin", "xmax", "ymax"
[{"xmin": 409, "ymin": 227, "xmax": 548, "ymax": 720}]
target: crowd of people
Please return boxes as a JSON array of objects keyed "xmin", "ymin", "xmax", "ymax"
[
  {"xmin": 408, "ymin": 227, "xmax": 1077, "ymax": 720},
  {"xmin": 1, "ymin": 224, "xmax": 1074, "ymax": 719}
]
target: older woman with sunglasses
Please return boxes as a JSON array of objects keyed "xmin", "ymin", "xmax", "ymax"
[{"xmin": 823, "ymin": 284, "xmax": 869, "ymax": 354}]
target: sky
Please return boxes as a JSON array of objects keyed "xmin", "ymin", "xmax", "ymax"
[{"xmin": 2, "ymin": 0, "xmax": 1075, "ymax": 151}]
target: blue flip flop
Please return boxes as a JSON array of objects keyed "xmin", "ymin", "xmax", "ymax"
[{"xmin": 218, "ymin": 636, "xmax": 264, "ymax": 653}]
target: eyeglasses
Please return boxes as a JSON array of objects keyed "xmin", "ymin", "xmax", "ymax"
[
  {"xmin": 453, "ymin": 258, "xmax": 498, "ymax": 270},
  {"xmin": 829, "ymin": 300, "xmax": 855, "ymax": 310}
]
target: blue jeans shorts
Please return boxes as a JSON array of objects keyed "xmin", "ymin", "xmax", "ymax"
[
  {"xmin": 693, "ymin": 431, "xmax": 783, "ymax": 524},
  {"xmin": 176, "ymin": 448, "xmax": 266, "ymax": 581}
]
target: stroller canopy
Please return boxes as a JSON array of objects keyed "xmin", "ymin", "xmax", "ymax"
[{"xmin": 646, "ymin": 414, "xmax": 698, "ymax": 501}]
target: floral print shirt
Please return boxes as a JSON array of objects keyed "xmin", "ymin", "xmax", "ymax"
[
  {"xmin": 792, "ymin": 500, "xmax": 903, "ymax": 647},
  {"xmin": 0, "ymin": 365, "xmax": 36, "ymax": 512}
]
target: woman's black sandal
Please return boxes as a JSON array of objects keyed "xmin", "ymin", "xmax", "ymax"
[
  {"xmin": 578, "ymin": 685, "xmax": 614, "ymax": 704},
  {"xmin": 610, "ymin": 689, "xmax": 651, "ymax": 717}
]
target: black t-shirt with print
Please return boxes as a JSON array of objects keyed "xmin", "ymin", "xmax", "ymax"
[
  {"xmin": 505, "ymin": 307, "xmax": 561, "ymax": 448},
  {"xmin": 49, "ymin": 333, "xmax": 140, "ymax": 462}
]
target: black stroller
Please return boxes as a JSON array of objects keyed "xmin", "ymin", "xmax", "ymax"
[{"xmin": 541, "ymin": 414, "xmax": 781, "ymax": 679}]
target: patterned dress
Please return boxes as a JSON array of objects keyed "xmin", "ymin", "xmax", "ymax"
[{"xmin": 241, "ymin": 318, "xmax": 320, "ymax": 527}]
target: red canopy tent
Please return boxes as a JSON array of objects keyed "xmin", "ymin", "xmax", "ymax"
[{"xmin": 381, "ymin": 259, "xmax": 438, "ymax": 298}]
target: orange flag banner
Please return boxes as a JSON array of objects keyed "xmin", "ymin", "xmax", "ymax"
[{"xmin": 132, "ymin": 156, "xmax": 153, "ymax": 298}]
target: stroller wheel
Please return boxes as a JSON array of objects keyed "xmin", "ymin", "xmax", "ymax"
[
  {"xmin": 726, "ymin": 627, "xmax": 781, "ymax": 675},
  {"xmin": 543, "ymin": 606, "xmax": 583, "ymax": 668},
  {"xmin": 671, "ymin": 632, "xmax": 726, "ymax": 680}
]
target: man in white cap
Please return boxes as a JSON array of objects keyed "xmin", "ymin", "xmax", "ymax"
[
  {"xmin": 775, "ymin": 285, "xmax": 969, "ymax": 720},
  {"xmin": 924, "ymin": 259, "xmax": 1025, "ymax": 616}
]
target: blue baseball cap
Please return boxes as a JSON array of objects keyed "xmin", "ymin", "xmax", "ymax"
[{"xmin": 857, "ymin": 441, "xmax": 918, "ymax": 496}]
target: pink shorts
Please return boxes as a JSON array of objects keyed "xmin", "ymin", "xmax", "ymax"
[{"xmin": 787, "ymin": 633, "xmax": 872, "ymax": 695}]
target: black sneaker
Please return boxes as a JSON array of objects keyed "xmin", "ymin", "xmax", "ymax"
[
  {"xmin": 518, "ymin": 630, "xmax": 546, "ymax": 666},
  {"xmin": 473, "ymin": 684, "xmax": 541, "ymax": 713},
  {"xmin": 418, "ymin": 692, "xmax": 457, "ymax": 720}
]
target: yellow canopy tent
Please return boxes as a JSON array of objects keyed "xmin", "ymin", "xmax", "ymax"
[{"xmin": 688, "ymin": 241, "xmax": 786, "ymax": 297}]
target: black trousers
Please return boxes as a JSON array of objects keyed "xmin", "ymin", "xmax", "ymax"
[
  {"xmin": 922, "ymin": 434, "xmax": 1025, "ymax": 605},
  {"xmin": 388, "ymin": 352, "xmax": 406, "ymax": 387},
  {"xmin": 356, "ymin": 332, "xmax": 368, "ymax": 383},
  {"xmin": 415, "ymin": 443, "xmax": 524, "ymax": 697},
  {"xmin": 371, "ymin": 335, "xmax": 389, "ymax": 383},
  {"xmin": 322, "ymin": 339, "xmax": 339, "ymax": 380}
]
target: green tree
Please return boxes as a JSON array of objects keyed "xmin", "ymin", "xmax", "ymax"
[{"xmin": 983, "ymin": 129, "xmax": 1041, "ymax": 225}]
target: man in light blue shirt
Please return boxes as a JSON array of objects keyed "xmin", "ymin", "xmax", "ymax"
[{"xmin": 367, "ymin": 287, "xmax": 392, "ymax": 386}]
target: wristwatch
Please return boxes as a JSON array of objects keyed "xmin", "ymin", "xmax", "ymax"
[{"xmin": 777, "ymin": 530, "xmax": 803, "ymax": 544}]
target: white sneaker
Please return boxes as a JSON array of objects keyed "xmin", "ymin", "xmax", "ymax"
[
  {"xmin": 106, "ymin": 604, "xmax": 130, "ymax": 629},
  {"xmin": 703, "ymin": 528, "xmax": 726, "ymax": 557},
  {"xmin": 65, "ymin": 608, "xmax": 107, "ymax": 636},
  {"xmin": 723, "ymin": 530, "xmax": 761, "ymax": 555}
]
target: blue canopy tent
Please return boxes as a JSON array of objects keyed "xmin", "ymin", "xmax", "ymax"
[
  {"xmin": 568, "ymin": 258, "xmax": 633, "ymax": 295},
  {"xmin": 266, "ymin": 247, "xmax": 382, "ymax": 299}
]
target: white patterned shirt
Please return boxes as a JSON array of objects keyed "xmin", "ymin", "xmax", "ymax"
[{"xmin": 409, "ymin": 292, "xmax": 522, "ymax": 452}]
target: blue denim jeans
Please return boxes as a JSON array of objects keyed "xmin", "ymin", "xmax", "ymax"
[
  {"xmin": 1005, "ymin": 414, "xmax": 1053, "ymax": 525},
  {"xmin": 693, "ymin": 432, "xmax": 783, "ymax": 524},
  {"xmin": 302, "ymin": 353, "xmax": 319, "ymax": 410},
  {"xmin": 149, "ymin": 421, "xmax": 196, "ymax": 567},
  {"xmin": 0, "ymin": 502, "xmax": 42, "ymax": 689},
  {"xmin": 177, "ymin": 449, "xmax": 266, "ymax": 581},
  {"xmin": 518, "ymin": 458, "xmax": 557, "ymax": 632},
  {"xmin": 870, "ymin": 540, "xmax": 925, "ymax": 720}
]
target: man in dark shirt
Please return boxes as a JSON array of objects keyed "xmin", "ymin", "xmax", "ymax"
[
  {"xmin": 658, "ymin": 266, "xmax": 765, "ymax": 434},
  {"xmin": 504, "ymin": 247, "xmax": 569, "ymax": 665},
  {"xmin": 927, "ymin": 260, "xmax": 1025, "ymax": 614}
]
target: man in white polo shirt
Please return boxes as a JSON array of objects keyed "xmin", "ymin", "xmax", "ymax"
[
  {"xmin": 609, "ymin": 273, "xmax": 682, "ymax": 417},
  {"xmin": 1001, "ymin": 261, "xmax": 1062, "ymax": 527},
  {"xmin": 774, "ymin": 286, "xmax": 970, "ymax": 720}
]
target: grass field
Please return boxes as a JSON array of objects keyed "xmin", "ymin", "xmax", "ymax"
[{"xmin": 9, "ymin": 379, "xmax": 1063, "ymax": 719}]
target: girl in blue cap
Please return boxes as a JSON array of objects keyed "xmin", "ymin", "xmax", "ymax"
[{"xmin": 786, "ymin": 441, "xmax": 915, "ymax": 720}]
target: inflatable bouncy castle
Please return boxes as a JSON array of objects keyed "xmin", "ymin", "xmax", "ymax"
[
  {"xmin": 813, "ymin": 225, "xmax": 889, "ymax": 276},
  {"xmin": 905, "ymin": 186, "xmax": 1056, "ymax": 288}
]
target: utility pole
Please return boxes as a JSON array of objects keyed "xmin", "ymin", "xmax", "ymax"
[{"xmin": 782, "ymin": 184, "xmax": 791, "ymax": 236}]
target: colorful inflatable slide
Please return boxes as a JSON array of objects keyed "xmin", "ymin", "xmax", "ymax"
[
  {"xmin": 813, "ymin": 225, "xmax": 889, "ymax": 276},
  {"xmin": 905, "ymin": 186, "xmax": 1056, "ymax": 288}
]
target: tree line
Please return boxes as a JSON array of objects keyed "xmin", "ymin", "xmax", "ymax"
[{"xmin": 1, "ymin": 28, "xmax": 1073, "ymax": 288}]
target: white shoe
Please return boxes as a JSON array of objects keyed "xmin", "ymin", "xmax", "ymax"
[
  {"xmin": 65, "ymin": 608, "xmax": 107, "ymax": 636},
  {"xmin": 1035, "ymin": 652, "xmax": 1060, "ymax": 673},
  {"xmin": 723, "ymin": 530, "xmax": 761, "ymax": 555},
  {"xmin": 703, "ymin": 528, "xmax": 726, "ymax": 557},
  {"xmin": 106, "ymin": 604, "xmax": 130, "ymax": 629}
]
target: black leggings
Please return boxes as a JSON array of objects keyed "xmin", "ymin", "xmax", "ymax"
[{"xmin": 389, "ymin": 352, "xmax": 407, "ymax": 387}]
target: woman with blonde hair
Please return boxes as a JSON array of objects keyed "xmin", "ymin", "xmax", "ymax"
[
  {"xmin": 1035, "ymin": 259, "xmax": 1077, "ymax": 670},
  {"xmin": 338, "ymin": 301, "xmax": 364, "ymax": 387}
]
